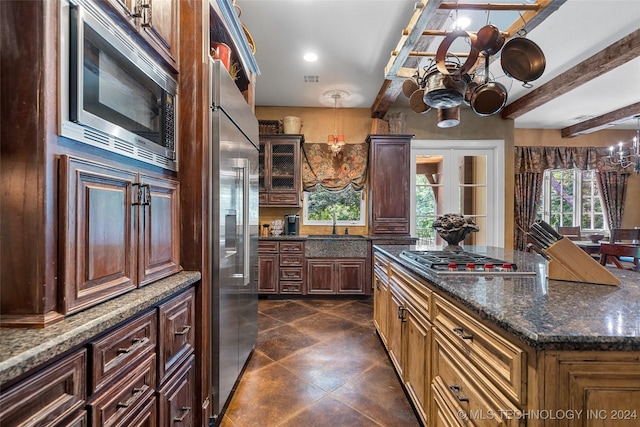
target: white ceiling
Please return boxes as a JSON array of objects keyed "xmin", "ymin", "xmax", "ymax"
[{"xmin": 237, "ymin": 0, "xmax": 640, "ymax": 130}]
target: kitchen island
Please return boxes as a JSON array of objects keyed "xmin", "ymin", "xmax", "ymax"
[{"xmin": 373, "ymin": 244, "xmax": 639, "ymax": 427}]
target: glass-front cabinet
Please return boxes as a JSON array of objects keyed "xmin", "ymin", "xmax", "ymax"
[{"xmin": 259, "ymin": 134, "xmax": 302, "ymax": 207}]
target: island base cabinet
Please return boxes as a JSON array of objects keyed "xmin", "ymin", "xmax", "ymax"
[
  {"xmin": 432, "ymin": 330, "xmax": 523, "ymax": 427},
  {"xmin": 373, "ymin": 272, "xmax": 389, "ymax": 346},
  {"xmin": 544, "ymin": 351, "xmax": 640, "ymax": 427}
]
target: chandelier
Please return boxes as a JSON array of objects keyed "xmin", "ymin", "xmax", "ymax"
[
  {"xmin": 607, "ymin": 115, "xmax": 640, "ymax": 174},
  {"xmin": 324, "ymin": 90, "xmax": 349, "ymax": 156}
]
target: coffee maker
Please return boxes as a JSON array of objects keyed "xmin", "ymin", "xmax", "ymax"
[{"xmin": 284, "ymin": 214, "xmax": 300, "ymax": 235}]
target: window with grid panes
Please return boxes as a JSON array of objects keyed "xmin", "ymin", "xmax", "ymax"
[{"xmin": 537, "ymin": 169, "xmax": 605, "ymax": 232}]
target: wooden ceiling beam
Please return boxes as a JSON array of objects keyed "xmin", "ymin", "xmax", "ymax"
[
  {"xmin": 561, "ymin": 103, "xmax": 640, "ymax": 138},
  {"xmin": 439, "ymin": 2, "xmax": 540, "ymax": 11},
  {"xmin": 501, "ymin": 28, "xmax": 640, "ymax": 120}
]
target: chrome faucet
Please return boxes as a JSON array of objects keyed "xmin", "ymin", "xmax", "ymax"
[{"xmin": 332, "ymin": 212, "xmax": 337, "ymax": 235}]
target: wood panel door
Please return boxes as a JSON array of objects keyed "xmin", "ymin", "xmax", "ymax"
[
  {"xmin": 306, "ymin": 260, "xmax": 335, "ymax": 294},
  {"xmin": 138, "ymin": 174, "xmax": 181, "ymax": 286},
  {"xmin": 336, "ymin": 259, "xmax": 366, "ymax": 294},
  {"xmin": 368, "ymin": 135, "xmax": 411, "ymax": 236},
  {"xmin": 258, "ymin": 253, "xmax": 279, "ymax": 294},
  {"xmin": 59, "ymin": 156, "xmax": 137, "ymax": 315},
  {"xmin": 405, "ymin": 310, "xmax": 430, "ymax": 424},
  {"xmin": 387, "ymin": 289, "xmax": 404, "ymax": 377},
  {"xmin": 142, "ymin": 0, "xmax": 179, "ymax": 70}
]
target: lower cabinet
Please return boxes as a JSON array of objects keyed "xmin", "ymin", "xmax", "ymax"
[
  {"xmin": 258, "ymin": 240, "xmax": 305, "ymax": 295},
  {"xmin": 0, "ymin": 287, "xmax": 195, "ymax": 427},
  {"xmin": 0, "ymin": 349, "xmax": 87, "ymax": 426},
  {"xmin": 158, "ymin": 355, "xmax": 195, "ymax": 427},
  {"xmin": 374, "ymin": 250, "xmax": 640, "ymax": 427},
  {"xmin": 307, "ymin": 258, "xmax": 366, "ymax": 295}
]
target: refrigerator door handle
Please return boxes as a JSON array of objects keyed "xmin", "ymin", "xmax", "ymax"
[{"xmin": 233, "ymin": 158, "xmax": 251, "ymax": 287}]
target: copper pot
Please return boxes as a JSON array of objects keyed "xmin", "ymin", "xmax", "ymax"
[
  {"xmin": 402, "ymin": 78, "xmax": 420, "ymax": 98},
  {"xmin": 435, "ymin": 30, "xmax": 479, "ymax": 76},
  {"xmin": 470, "ymin": 55, "xmax": 507, "ymax": 116},
  {"xmin": 437, "ymin": 106, "xmax": 460, "ymax": 128},
  {"xmin": 423, "ymin": 66, "xmax": 467, "ymax": 109},
  {"xmin": 500, "ymin": 37, "xmax": 546, "ymax": 85},
  {"xmin": 409, "ymin": 89, "xmax": 431, "ymax": 114},
  {"xmin": 475, "ymin": 24, "xmax": 504, "ymax": 55}
]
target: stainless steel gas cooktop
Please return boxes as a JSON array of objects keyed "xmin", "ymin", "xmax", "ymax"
[{"xmin": 399, "ymin": 250, "xmax": 537, "ymax": 277}]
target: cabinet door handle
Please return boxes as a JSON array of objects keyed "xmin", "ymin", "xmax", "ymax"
[
  {"xmin": 117, "ymin": 387, "xmax": 145, "ymax": 408},
  {"xmin": 174, "ymin": 407, "xmax": 191, "ymax": 422},
  {"xmin": 453, "ymin": 327, "xmax": 473, "ymax": 340},
  {"xmin": 376, "ymin": 279, "xmax": 381, "ymax": 291},
  {"xmin": 449, "ymin": 384, "xmax": 469, "ymax": 402},
  {"xmin": 117, "ymin": 337, "xmax": 148, "ymax": 354},
  {"xmin": 175, "ymin": 325, "xmax": 192, "ymax": 336},
  {"xmin": 398, "ymin": 306, "xmax": 407, "ymax": 322}
]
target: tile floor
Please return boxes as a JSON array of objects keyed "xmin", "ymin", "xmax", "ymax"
[{"xmin": 218, "ymin": 298, "xmax": 422, "ymax": 427}]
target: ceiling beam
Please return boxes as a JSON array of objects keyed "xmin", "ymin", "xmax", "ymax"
[
  {"xmin": 561, "ymin": 102, "xmax": 640, "ymax": 138},
  {"xmin": 501, "ymin": 28, "xmax": 640, "ymax": 120},
  {"xmin": 439, "ymin": 2, "xmax": 540, "ymax": 11}
]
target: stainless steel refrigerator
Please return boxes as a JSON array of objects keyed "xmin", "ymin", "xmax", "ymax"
[{"xmin": 208, "ymin": 59, "xmax": 259, "ymax": 422}]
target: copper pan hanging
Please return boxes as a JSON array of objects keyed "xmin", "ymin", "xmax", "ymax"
[{"xmin": 500, "ymin": 36, "xmax": 546, "ymax": 87}]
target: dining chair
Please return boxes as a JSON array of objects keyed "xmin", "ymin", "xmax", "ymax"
[
  {"xmin": 599, "ymin": 243, "xmax": 640, "ymax": 272},
  {"xmin": 557, "ymin": 226, "xmax": 582, "ymax": 241},
  {"xmin": 610, "ymin": 228, "xmax": 640, "ymax": 244}
]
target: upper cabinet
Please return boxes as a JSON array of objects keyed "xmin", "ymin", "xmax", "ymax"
[
  {"xmin": 259, "ymin": 134, "xmax": 303, "ymax": 207},
  {"xmin": 101, "ymin": 0, "xmax": 179, "ymax": 71},
  {"xmin": 368, "ymin": 134, "xmax": 413, "ymax": 236}
]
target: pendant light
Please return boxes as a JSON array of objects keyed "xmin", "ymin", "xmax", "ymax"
[{"xmin": 324, "ymin": 90, "xmax": 349, "ymax": 156}]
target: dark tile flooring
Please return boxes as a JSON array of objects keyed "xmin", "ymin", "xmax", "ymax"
[{"xmin": 219, "ymin": 298, "xmax": 422, "ymax": 427}]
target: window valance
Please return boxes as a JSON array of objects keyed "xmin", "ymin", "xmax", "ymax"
[
  {"xmin": 302, "ymin": 143, "xmax": 368, "ymax": 192},
  {"xmin": 515, "ymin": 146, "xmax": 630, "ymax": 174}
]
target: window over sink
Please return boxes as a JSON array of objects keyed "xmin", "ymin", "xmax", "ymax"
[{"xmin": 303, "ymin": 186, "xmax": 365, "ymax": 226}]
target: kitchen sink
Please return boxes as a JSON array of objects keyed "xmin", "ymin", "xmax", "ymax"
[{"xmin": 306, "ymin": 234, "xmax": 366, "ymax": 239}]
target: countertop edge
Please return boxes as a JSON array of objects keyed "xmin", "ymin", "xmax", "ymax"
[{"xmin": 0, "ymin": 271, "xmax": 201, "ymax": 386}]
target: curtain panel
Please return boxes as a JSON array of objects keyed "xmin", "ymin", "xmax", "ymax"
[
  {"xmin": 302, "ymin": 143, "xmax": 368, "ymax": 192},
  {"xmin": 513, "ymin": 146, "xmax": 630, "ymax": 250}
]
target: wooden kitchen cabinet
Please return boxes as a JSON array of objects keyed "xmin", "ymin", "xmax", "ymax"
[
  {"xmin": 258, "ymin": 240, "xmax": 305, "ymax": 295},
  {"xmin": 367, "ymin": 134, "xmax": 412, "ymax": 236},
  {"xmin": 138, "ymin": 174, "xmax": 181, "ymax": 286},
  {"xmin": 59, "ymin": 156, "xmax": 181, "ymax": 315},
  {"xmin": 0, "ymin": 349, "xmax": 87, "ymax": 426},
  {"xmin": 306, "ymin": 258, "xmax": 366, "ymax": 295},
  {"xmin": 158, "ymin": 354, "xmax": 195, "ymax": 427},
  {"xmin": 544, "ymin": 351, "xmax": 640, "ymax": 427},
  {"xmin": 100, "ymin": 0, "xmax": 179, "ymax": 71},
  {"xmin": 373, "ymin": 253, "xmax": 390, "ymax": 346},
  {"xmin": 158, "ymin": 287, "xmax": 195, "ymax": 385},
  {"xmin": 259, "ymin": 135, "xmax": 302, "ymax": 207}
]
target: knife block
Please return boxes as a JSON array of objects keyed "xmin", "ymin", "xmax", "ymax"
[{"xmin": 545, "ymin": 237, "xmax": 621, "ymax": 285}]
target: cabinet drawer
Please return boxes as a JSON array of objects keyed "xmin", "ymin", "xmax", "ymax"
[
  {"xmin": 390, "ymin": 263, "xmax": 431, "ymax": 319},
  {"xmin": 88, "ymin": 353, "xmax": 156, "ymax": 427},
  {"xmin": 119, "ymin": 395, "xmax": 156, "ymax": 427},
  {"xmin": 0, "ymin": 349, "xmax": 86, "ymax": 427},
  {"xmin": 89, "ymin": 311, "xmax": 157, "ymax": 395},
  {"xmin": 268, "ymin": 193, "xmax": 299, "ymax": 206},
  {"xmin": 432, "ymin": 331, "xmax": 522, "ymax": 427},
  {"xmin": 280, "ymin": 281, "xmax": 303, "ymax": 294},
  {"xmin": 433, "ymin": 295, "xmax": 526, "ymax": 404},
  {"xmin": 280, "ymin": 267, "xmax": 303, "ymax": 280},
  {"xmin": 158, "ymin": 288, "xmax": 195, "ymax": 383},
  {"xmin": 259, "ymin": 192, "xmax": 268, "ymax": 204},
  {"xmin": 158, "ymin": 355, "xmax": 195, "ymax": 427},
  {"xmin": 259, "ymin": 241, "xmax": 279, "ymax": 253},
  {"xmin": 280, "ymin": 241, "xmax": 304, "ymax": 253},
  {"xmin": 280, "ymin": 253, "xmax": 304, "ymax": 266},
  {"xmin": 373, "ymin": 253, "xmax": 390, "ymax": 279}
]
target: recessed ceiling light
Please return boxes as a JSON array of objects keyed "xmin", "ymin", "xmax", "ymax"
[{"xmin": 303, "ymin": 52, "xmax": 318, "ymax": 62}]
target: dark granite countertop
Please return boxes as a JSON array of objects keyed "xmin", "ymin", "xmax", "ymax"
[
  {"xmin": 374, "ymin": 244, "xmax": 640, "ymax": 351},
  {"xmin": 0, "ymin": 271, "xmax": 201, "ymax": 386},
  {"xmin": 259, "ymin": 235, "xmax": 417, "ymax": 241}
]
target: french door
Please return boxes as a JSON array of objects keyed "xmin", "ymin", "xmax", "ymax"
[{"xmin": 410, "ymin": 140, "xmax": 505, "ymax": 248}]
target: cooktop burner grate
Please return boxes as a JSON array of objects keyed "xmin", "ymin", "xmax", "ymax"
[{"xmin": 399, "ymin": 250, "xmax": 536, "ymax": 276}]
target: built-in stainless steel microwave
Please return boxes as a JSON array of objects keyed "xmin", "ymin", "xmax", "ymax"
[{"xmin": 60, "ymin": 0, "xmax": 177, "ymax": 170}]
